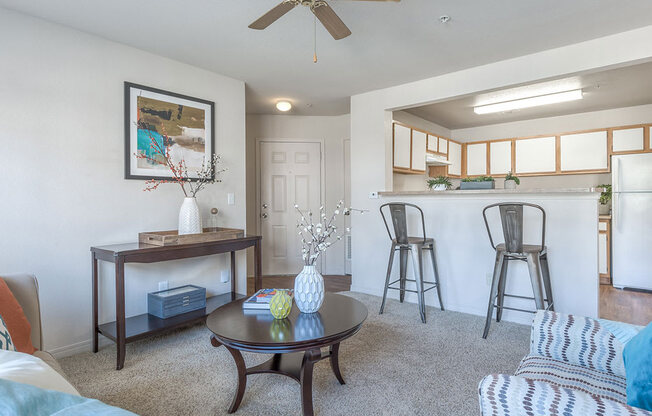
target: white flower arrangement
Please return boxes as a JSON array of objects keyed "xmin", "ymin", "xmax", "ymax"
[{"xmin": 295, "ymin": 200, "xmax": 365, "ymax": 265}]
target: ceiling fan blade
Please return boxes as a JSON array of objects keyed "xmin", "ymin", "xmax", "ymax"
[
  {"xmin": 249, "ymin": 2, "xmax": 297, "ymax": 30},
  {"xmin": 312, "ymin": 2, "xmax": 352, "ymax": 40}
]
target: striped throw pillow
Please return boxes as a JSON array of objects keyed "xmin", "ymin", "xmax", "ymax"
[{"xmin": 0, "ymin": 315, "xmax": 16, "ymax": 351}]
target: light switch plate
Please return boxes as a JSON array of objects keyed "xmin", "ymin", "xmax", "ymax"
[
  {"xmin": 158, "ymin": 281, "xmax": 169, "ymax": 291},
  {"xmin": 220, "ymin": 270, "xmax": 230, "ymax": 283},
  {"xmin": 369, "ymin": 191, "xmax": 379, "ymax": 199},
  {"xmin": 227, "ymin": 193, "xmax": 235, "ymax": 205}
]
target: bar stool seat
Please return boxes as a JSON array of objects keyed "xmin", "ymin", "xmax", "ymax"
[
  {"xmin": 394, "ymin": 237, "xmax": 435, "ymax": 246},
  {"xmin": 496, "ymin": 244, "xmax": 546, "ymax": 254},
  {"xmin": 379, "ymin": 203, "xmax": 444, "ymax": 323}
]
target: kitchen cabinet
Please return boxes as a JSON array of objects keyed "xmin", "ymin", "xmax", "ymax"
[
  {"xmin": 447, "ymin": 141, "xmax": 462, "ymax": 177},
  {"xmin": 411, "ymin": 130, "xmax": 427, "ymax": 172},
  {"xmin": 393, "ymin": 123, "xmax": 411, "ymax": 171},
  {"xmin": 560, "ymin": 130, "xmax": 608, "ymax": 172},
  {"xmin": 599, "ymin": 217, "xmax": 611, "ymax": 284},
  {"xmin": 427, "ymin": 134, "xmax": 438, "ymax": 153},
  {"xmin": 612, "ymin": 127, "xmax": 645, "ymax": 153},
  {"xmin": 466, "ymin": 142, "xmax": 487, "ymax": 176},
  {"xmin": 393, "ymin": 123, "xmax": 426, "ymax": 174},
  {"xmin": 489, "ymin": 140, "xmax": 512, "ymax": 175},
  {"xmin": 438, "ymin": 137, "xmax": 448, "ymax": 155},
  {"xmin": 515, "ymin": 136, "xmax": 556, "ymax": 174}
]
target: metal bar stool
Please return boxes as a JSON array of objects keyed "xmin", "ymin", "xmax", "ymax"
[
  {"xmin": 481, "ymin": 202, "xmax": 554, "ymax": 338},
  {"xmin": 379, "ymin": 202, "xmax": 444, "ymax": 323}
]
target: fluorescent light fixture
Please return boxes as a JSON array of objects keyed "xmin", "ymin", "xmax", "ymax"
[
  {"xmin": 276, "ymin": 100, "xmax": 292, "ymax": 112},
  {"xmin": 474, "ymin": 89, "xmax": 583, "ymax": 115}
]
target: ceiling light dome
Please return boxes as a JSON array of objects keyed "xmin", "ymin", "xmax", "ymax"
[{"xmin": 276, "ymin": 101, "xmax": 292, "ymax": 112}]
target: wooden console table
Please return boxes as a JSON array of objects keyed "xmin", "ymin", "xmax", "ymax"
[{"xmin": 91, "ymin": 235, "xmax": 262, "ymax": 370}]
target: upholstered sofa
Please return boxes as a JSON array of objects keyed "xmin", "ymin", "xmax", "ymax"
[{"xmin": 479, "ymin": 310, "xmax": 651, "ymax": 416}]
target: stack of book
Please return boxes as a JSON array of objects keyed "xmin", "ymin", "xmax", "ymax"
[{"xmin": 242, "ymin": 289, "xmax": 294, "ymax": 311}]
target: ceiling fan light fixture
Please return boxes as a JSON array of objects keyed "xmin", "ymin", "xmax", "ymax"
[{"xmin": 276, "ymin": 101, "xmax": 293, "ymax": 112}]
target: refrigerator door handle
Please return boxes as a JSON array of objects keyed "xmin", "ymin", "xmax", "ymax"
[
  {"xmin": 613, "ymin": 156, "xmax": 620, "ymax": 193},
  {"xmin": 613, "ymin": 192, "xmax": 620, "ymax": 233}
]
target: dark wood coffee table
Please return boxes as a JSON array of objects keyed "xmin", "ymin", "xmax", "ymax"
[{"xmin": 206, "ymin": 293, "xmax": 367, "ymax": 416}]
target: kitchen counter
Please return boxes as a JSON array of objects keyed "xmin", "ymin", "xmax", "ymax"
[
  {"xmin": 353, "ymin": 188, "xmax": 600, "ymax": 325},
  {"xmin": 380, "ymin": 188, "xmax": 599, "ymax": 196}
]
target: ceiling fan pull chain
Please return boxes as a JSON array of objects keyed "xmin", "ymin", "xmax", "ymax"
[{"xmin": 313, "ymin": 14, "xmax": 318, "ymax": 63}]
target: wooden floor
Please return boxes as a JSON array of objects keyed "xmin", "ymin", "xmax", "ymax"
[
  {"xmin": 599, "ymin": 284, "xmax": 652, "ymax": 326},
  {"xmin": 246, "ymin": 274, "xmax": 351, "ymax": 296}
]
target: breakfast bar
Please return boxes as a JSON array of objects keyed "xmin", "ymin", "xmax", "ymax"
[{"xmin": 352, "ymin": 188, "xmax": 601, "ymax": 324}]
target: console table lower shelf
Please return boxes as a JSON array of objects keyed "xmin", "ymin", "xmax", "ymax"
[{"xmin": 97, "ymin": 292, "xmax": 246, "ymax": 344}]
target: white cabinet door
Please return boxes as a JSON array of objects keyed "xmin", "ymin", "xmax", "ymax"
[
  {"xmin": 448, "ymin": 141, "xmax": 462, "ymax": 176},
  {"xmin": 490, "ymin": 141, "xmax": 512, "ymax": 175},
  {"xmin": 466, "ymin": 143, "xmax": 487, "ymax": 176},
  {"xmin": 393, "ymin": 124, "xmax": 411, "ymax": 170},
  {"xmin": 515, "ymin": 137, "xmax": 556, "ymax": 174},
  {"xmin": 598, "ymin": 232, "xmax": 608, "ymax": 275},
  {"xmin": 560, "ymin": 131, "xmax": 608, "ymax": 171},
  {"xmin": 438, "ymin": 137, "xmax": 448, "ymax": 154},
  {"xmin": 411, "ymin": 130, "xmax": 427, "ymax": 172},
  {"xmin": 613, "ymin": 127, "xmax": 644, "ymax": 152},
  {"xmin": 427, "ymin": 134, "xmax": 438, "ymax": 152}
]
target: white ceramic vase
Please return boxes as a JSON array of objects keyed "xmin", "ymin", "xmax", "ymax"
[
  {"xmin": 431, "ymin": 184, "xmax": 447, "ymax": 191},
  {"xmin": 178, "ymin": 197, "xmax": 202, "ymax": 235},
  {"xmin": 504, "ymin": 179, "xmax": 517, "ymax": 190},
  {"xmin": 294, "ymin": 265, "xmax": 325, "ymax": 313}
]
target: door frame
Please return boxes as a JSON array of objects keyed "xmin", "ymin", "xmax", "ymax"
[{"xmin": 255, "ymin": 138, "xmax": 326, "ymax": 274}]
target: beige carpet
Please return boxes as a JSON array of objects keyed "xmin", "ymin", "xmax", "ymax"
[{"xmin": 60, "ymin": 292, "xmax": 530, "ymax": 415}]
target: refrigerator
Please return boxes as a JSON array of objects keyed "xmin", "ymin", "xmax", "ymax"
[{"xmin": 612, "ymin": 153, "xmax": 652, "ymax": 290}]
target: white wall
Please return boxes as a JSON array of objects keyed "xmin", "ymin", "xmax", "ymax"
[
  {"xmin": 0, "ymin": 9, "xmax": 246, "ymax": 356},
  {"xmin": 350, "ymin": 24, "xmax": 652, "ymax": 321},
  {"xmin": 246, "ymin": 114, "xmax": 350, "ymax": 275}
]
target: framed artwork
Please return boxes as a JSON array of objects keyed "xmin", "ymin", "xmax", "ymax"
[{"xmin": 124, "ymin": 82, "xmax": 215, "ymax": 180}]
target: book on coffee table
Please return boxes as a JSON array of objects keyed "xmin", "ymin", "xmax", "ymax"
[{"xmin": 242, "ymin": 289, "xmax": 294, "ymax": 310}]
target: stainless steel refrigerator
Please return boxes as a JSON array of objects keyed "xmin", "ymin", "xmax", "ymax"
[{"xmin": 612, "ymin": 153, "xmax": 652, "ymax": 290}]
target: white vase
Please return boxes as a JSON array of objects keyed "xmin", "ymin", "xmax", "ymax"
[
  {"xmin": 504, "ymin": 179, "xmax": 517, "ymax": 190},
  {"xmin": 431, "ymin": 184, "xmax": 447, "ymax": 191},
  {"xmin": 294, "ymin": 265, "xmax": 325, "ymax": 313},
  {"xmin": 178, "ymin": 197, "xmax": 202, "ymax": 235}
]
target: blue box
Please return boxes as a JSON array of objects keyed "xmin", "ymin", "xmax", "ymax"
[{"xmin": 147, "ymin": 285, "xmax": 206, "ymax": 319}]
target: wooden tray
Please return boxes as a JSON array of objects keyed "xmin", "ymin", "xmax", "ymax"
[{"xmin": 139, "ymin": 227, "xmax": 245, "ymax": 246}]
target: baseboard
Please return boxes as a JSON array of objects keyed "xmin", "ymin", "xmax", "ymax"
[{"xmin": 48, "ymin": 337, "xmax": 113, "ymax": 359}]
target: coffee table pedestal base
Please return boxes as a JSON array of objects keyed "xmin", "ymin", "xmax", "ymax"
[{"xmin": 212, "ymin": 336, "xmax": 344, "ymax": 416}]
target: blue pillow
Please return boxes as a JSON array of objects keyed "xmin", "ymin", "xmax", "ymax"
[{"xmin": 623, "ymin": 321, "xmax": 652, "ymax": 411}]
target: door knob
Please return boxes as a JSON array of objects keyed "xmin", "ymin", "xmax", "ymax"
[
  {"xmin": 261, "ymin": 213, "xmax": 268, "ymax": 219},
  {"xmin": 262, "ymin": 203, "xmax": 268, "ymax": 209}
]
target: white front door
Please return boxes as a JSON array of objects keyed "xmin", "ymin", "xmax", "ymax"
[{"xmin": 259, "ymin": 141, "xmax": 322, "ymax": 275}]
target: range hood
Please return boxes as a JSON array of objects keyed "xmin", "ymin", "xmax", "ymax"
[{"xmin": 426, "ymin": 154, "xmax": 452, "ymax": 166}]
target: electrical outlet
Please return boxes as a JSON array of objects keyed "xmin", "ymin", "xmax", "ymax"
[
  {"xmin": 227, "ymin": 193, "xmax": 235, "ymax": 205},
  {"xmin": 485, "ymin": 273, "xmax": 492, "ymax": 286},
  {"xmin": 158, "ymin": 281, "xmax": 169, "ymax": 291},
  {"xmin": 369, "ymin": 191, "xmax": 379, "ymax": 199},
  {"xmin": 220, "ymin": 270, "xmax": 230, "ymax": 283}
]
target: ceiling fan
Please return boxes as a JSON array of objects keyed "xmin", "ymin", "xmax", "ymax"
[{"xmin": 249, "ymin": 0, "xmax": 400, "ymax": 40}]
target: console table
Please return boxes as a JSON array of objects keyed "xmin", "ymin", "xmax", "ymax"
[{"xmin": 91, "ymin": 235, "xmax": 262, "ymax": 370}]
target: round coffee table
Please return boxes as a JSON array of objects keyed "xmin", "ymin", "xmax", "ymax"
[{"xmin": 207, "ymin": 293, "xmax": 367, "ymax": 416}]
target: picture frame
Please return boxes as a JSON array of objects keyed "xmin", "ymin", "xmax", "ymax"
[{"xmin": 124, "ymin": 82, "xmax": 215, "ymax": 180}]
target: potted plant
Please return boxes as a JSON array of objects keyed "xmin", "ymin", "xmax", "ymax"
[
  {"xmin": 504, "ymin": 172, "xmax": 520, "ymax": 190},
  {"xmin": 460, "ymin": 175, "xmax": 495, "ymax": 190},
  {"xmin": 598, "ymin": 184, "xmax": 612, "ymax": 215},
  {"xmin": 427, "ymin": 176, "xmax": 452, "ymax": 191}
]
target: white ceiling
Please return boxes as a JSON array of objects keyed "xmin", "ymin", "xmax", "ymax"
[
  {"xmin": 405, "ymin": 61, "xmax": 652, "ymax": 129},
  {"xmin": 2, "ymin": 0, "xmax": 652, "ymax": 116}
]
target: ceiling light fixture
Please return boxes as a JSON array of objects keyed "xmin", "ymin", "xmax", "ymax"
[
  {"xmin": 439, "ymin": 15, "xmax": 451, "ymax": 23},
  {"xmin": 473, "ymin": 89, "xmax": 583, "ymax": 115},
  {"xmin": 276, "ymin": 101, "xmax": 292, "ymax": 112}
]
